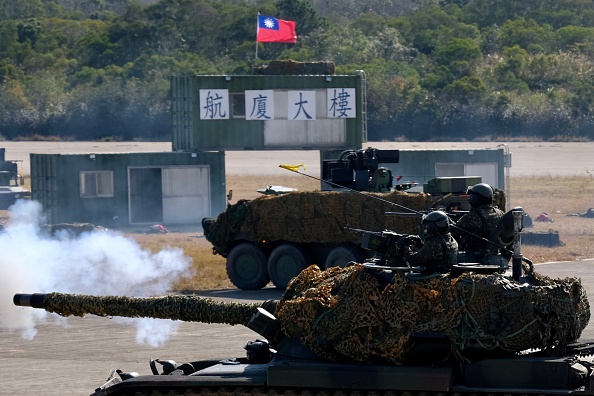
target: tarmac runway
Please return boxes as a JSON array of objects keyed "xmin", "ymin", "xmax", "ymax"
[
  {"xmin": 1, "ymin": 141, "xmax": 593, "ymax": 177},
  {"xmin": 1, "ymin": 259, "xmax": 593, "ymax": 396}
]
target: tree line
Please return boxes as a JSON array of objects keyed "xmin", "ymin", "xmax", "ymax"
[{"xmin": 1, "ymin": 0, "xmax": 594, "ymax": 142}]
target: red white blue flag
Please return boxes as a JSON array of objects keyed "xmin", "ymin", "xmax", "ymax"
[{"xmin": 257, "ymin": 15, "xmax": 297, "ymax": 43}]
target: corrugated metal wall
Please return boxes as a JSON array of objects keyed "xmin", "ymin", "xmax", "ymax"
[
  {"xmin": 30, "ymin": 154, "xmax": 59, "ymax": 223},
  {"xmin": 170, "ymin": 76, "xmax": 195, "ymax": 151},
  {"xmin": 171, "ymin": 75, "xmax": 363, "ymax": 151},
  {"xmin": 162, "ymin": 166, "xmax": 210, "ymax": 224}
]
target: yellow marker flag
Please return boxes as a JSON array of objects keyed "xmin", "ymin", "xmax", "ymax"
[{"xmin": 279, "ymin": 163, "xmax": 306, "ymax": 172}]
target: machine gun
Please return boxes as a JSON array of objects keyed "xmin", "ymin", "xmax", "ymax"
[
  {"xmin": 321, "ymin": 147, "xmax": 417, "ymax": 193},
  {"xmin": 351, "ymin": 207, "xmax": 529, "ymax": 281},
  {"xmin": 347, "ymin": 227, "xmax": 421, "ymax": 270}
]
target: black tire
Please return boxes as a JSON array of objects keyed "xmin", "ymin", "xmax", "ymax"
[
  {"xmin": 267, "ymin": 244, "xmax": 310, "ymax": 290},
  {"xmin": 324, "ymin": 245, "xmax": 366, "ymax": 269},
  {"xmin": 226, "ymin": 243, "xmax": 269, "ymax": 290}
]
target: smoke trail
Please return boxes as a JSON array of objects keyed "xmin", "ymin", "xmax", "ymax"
[{"xmin": 0, "ymin": 200, "xmax": 193, "ymax": 346}]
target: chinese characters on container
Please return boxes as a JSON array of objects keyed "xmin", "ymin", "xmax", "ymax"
[{"xmin": 200, "ymin": 88, "xmax": 356, "ymax": 120}]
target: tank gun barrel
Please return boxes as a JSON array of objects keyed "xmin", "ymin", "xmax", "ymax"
[{"xmin": 13, "ymin": 292, "xmax": 278, "ymax": 327}]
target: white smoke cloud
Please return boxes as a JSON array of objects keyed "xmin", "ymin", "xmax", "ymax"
[{"xmin": 0, "ymin": 200, "xmax": 193, "ymax": 347}]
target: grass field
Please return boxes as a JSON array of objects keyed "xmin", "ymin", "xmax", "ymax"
[
  {"xmin": 2, "ymin": 173, "xmax": 592, "ymax": 290},
  {"xmin": 126, "ymin": 174, "xmax": 594, "ymax": 291}
]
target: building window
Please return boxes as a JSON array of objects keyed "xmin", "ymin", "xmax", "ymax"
[
  {"xmin": 231, "ymin": 92, "xmax": 245, "ymax": 117},
  {"xmin": 80, "ymin": 171, "xmax": 114, "ymax": 197}
]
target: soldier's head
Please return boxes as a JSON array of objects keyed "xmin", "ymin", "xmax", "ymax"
[
  {"xmin": 469, "ymin": 183, "xmax": 493, "ymax": 208},
  {"xmin": 422, "ymin": 210, "xmax": 450, "ymax": 235}
]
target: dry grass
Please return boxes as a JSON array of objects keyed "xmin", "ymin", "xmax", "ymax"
[
  {"xmin": 510, "ymin": 175, "xmax": 594, "ymax": 263},
  {"xmin": 4, "ymin": 174, "xmax": 593, "ymax": 291},
  {"xmin": 128, "ymin": 174, "xmax": 594, "ymax": 291}
]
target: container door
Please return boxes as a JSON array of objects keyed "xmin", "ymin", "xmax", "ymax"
[
  {"xmin": 465, "ymin": 163, "xmax": 498, "ymax": 188},
  {"xmin": 161, "ymin": 166, "xmax": 210, "ymax": 224},
  {"xmin": 129, "ymin": 167, "xmax": 163, "ymax": 223}
]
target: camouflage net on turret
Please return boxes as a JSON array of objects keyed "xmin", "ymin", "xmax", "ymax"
[
  {"xmin": 42, "ymin": 294, "xmax": 278, "ymax": 327},
  {"xmin": 203, "ymin": 190, "xmax": 433, "ymax": 256},
  {"xmin": 275, "ymin": 264, "xmax": 590, "ymax": 363},
  {"xmin": 34, "ymin": 264, "xmax": 589, "ymax": 365}
]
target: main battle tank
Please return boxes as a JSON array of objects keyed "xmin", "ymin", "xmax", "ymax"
[{"xmin": 13, "ymin": 256, "xmax": 592, "ymax": 396}]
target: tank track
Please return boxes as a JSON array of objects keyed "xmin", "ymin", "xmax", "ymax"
[{"xmin": 109, "ymin": 388, "xmax": 558, "ymax": 396}]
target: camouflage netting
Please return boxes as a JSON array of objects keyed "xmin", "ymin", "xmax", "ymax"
[
  {"xmin": 203, "ymin": 190, "xmax": 433, "ymax": 256},
  {"xmin": 276, "ymin": 264, "xmax": 590, "ymax": 363},
  {"xmin": 252, "ymin": 60, "xmax": 336, "ymax": 75},
  {"xmin": 493, "ymin": 188, "xmax": 506, "ymax": 210},
  {"xmin": 43, "ymin": 293, "xmax": 278, "ymax": 326},
  {"xmin": 36, "ymin": 264, "xmax": 589, "ymax": 365}
]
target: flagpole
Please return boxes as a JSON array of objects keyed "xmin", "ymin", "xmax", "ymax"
[{"xmin": 255, "ymin": 13, "xmax": 259, "ymax": 62}]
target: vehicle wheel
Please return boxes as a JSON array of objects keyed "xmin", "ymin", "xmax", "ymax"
[
  {"xmin": 226, "ymin": 243, "xmax": 269, "ymax": 290},
  {"xmin": 324, "ymin": 245, "xmax": 366, "ymax": 269},
  {"xmin": 267, "ymin": 244, "xmax": 310, "ymax": 290}
]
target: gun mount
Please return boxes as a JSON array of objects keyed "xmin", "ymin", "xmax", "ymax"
[{"xmin": 321, "ymin": 147, "xmax": 405, "ymax": 192}]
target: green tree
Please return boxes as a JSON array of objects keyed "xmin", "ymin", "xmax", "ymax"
[
  {"xmin": 491, "ymin": 45, "xmax": 530, "ymax": 92},
  {"xmin": 17, "ymin": 18, "xmax": 41, "ymax": 44},
  {"xmin": 499, "ymin": 18, "xmax": 554, "ymax": 52},
  {"xmin": 553, "ymin": 25, "xmax": 594, "ymax": 54},
  {"xmin": 352, "ymin": 12, "xmax": 390, "ymax": 36},
  {"xmin": 314, "ymin": 23, "xmax": 377, "ymax": 64},
  {"xmin": 434, "ymin": 38, "xmax": 482, "ymax": 70},
  {"xmin": 0, "ymin": 0, "xmax": 44, "ymax": 21},
  {"xmin": 276, "ymin": 0, "xmax": 326, "ymax": 37}
]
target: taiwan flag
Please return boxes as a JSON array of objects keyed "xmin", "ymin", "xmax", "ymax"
[{"xmin": 257, "ymin": 15, "xmax": 297, "ymax": 43}]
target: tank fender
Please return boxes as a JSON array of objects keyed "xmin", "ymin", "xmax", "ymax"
[{"xmin": 460, "ymin": 352, "xmax": 594, "ymax": 392}]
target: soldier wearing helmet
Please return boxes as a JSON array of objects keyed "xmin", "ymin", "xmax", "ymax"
[
  {"xmin": 453, "ymin": 183, "xmax": 505, "ymax": 260},
  {"xmin": 398, "ymin": 210, "xmax": 458, "ymax": 274}
]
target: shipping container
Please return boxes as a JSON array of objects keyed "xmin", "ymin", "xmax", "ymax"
[
  {"xmin": 171, "ymin": 74, "xmax": 365, "ymax": 152},
  {"xmin": 30, "ymin": 151, "xmax": 225, "ymax": 226}
]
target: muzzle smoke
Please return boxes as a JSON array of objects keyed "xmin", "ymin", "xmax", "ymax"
[{"xmin": 0, "ymin": 200, "xmax": 193, "ymax": 347}]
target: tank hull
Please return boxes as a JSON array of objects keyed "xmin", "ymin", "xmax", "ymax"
[{"xmin": 91, "ymin": 344, "xmax": 594, "ymax": 396}]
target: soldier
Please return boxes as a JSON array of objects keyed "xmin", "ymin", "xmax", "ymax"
[
  {"xmin": 453, "ymin": 183, "xmax": 505, "ymax": 261},
  {"xmin": 398, "ymin": 210, "xmax": 458, "ymax": 274}
]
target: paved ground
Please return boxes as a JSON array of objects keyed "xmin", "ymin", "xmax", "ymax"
[
  {"xmin": 1, "ymin": 259, "xmax": 593, "ymax": 396},
  {"xmin": 2, "ymin": 141, "xmax": 594, "ymax": 176}
]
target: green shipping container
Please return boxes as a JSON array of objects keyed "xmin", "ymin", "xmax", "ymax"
[
  {"xmin": 171, "ymin": 74, "xmax": 365, "ymax": 152},
  {"xmin": 30, "ymin": 151, "xmax": 226, "ymax": 226}
]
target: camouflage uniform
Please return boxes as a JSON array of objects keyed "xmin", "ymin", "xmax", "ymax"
[
  {"xmin": 401, "ymin": 233, "xmax": 458, "ymax": 274},
  {"xmin": 454, "ymin": 205, "xmax": 505, "ymax": 255}
]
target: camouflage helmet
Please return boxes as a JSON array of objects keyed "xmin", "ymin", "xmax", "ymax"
[
  {"xmin": 422, "ymin": 210, "xmax": 450, "ymax": 234},
  {"xmin": 470, "ymin": 183, "xmax": 493, "ymax": 199},
  {"xmin": 469, "ymin": 183, "xmax": 493, "ymax": 206}
]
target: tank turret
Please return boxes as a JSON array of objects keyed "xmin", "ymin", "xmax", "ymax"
[
  {"xmin": 13, "ymin": 262, "xmax": 590, "ymax": 364},
  {"xmin": 12, "ymin": 262, "xmax": 593, "ymax": 396}
]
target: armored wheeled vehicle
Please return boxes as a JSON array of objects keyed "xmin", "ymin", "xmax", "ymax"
[
  {"xmin": 13, "ymin": 210, "xmax": 593, "ymax": 396},
  {"xmin": 202, "ymin": 147, "xmax": 506, "ymax": 290}
]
